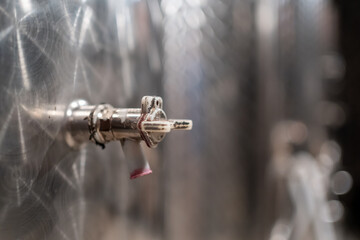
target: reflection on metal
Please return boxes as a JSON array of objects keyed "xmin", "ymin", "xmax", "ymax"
[
  {"xmin": 65, "ymin": 96, "xmax": 192, "ymax": 178},
  {"xmin": 0, "ymin": 0, "xmax": 349, "ymax": 239},
  {"xmin": 0, "ymin": 0, "xmax": 165, "ymax": 238},
  {"xmin": 270, "ymin": 121, "xmax": 342, "ymax": 240}
]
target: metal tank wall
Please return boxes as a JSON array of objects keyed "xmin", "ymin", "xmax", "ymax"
[
  {"xmin": 0, "ymin": 0, "xmax": 350, "ymax": 240},
  {"xmin": 161, "ymin": 0, "xmax": 254, "ymax": 238},
  {"xmin": 254, "ymin": 0, "xmax": 347, "ymax": 239},
  {"xmin": 0, "ymin": 0, "xmax": 164, "ymax": 239},
  {"xmin": 161, "ymin": 0, "xmax": 347, "ymax": 239}
]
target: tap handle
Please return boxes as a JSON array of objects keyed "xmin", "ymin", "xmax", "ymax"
[{"xmin": 121, "ymin": 140, "xmax": 152, "ymax": 179}]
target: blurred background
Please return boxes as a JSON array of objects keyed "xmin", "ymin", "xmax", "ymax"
[{"xmin": 0, "ymin": 0, "xmax": 359, "ymax": 239}]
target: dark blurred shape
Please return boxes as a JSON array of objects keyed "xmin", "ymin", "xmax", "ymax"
[{"xmin": 333, "ymin": 0, "xmax": 360, "ymax": 237}]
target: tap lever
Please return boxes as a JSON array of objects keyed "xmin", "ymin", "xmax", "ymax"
[{"xmin": 121, "ymin": 140, "xmax": 152, "ymax": 179}]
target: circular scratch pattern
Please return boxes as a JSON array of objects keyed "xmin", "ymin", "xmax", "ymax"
[{"xmin": 0, "ymin": 0, "xmax": 163, "ymax": 239}]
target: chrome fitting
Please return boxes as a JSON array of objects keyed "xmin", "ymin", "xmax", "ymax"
[
  {"xmin": 65, "ymin": 96, "xmax": 192, "ymax": 179},
  {"xmin": 65, "ymin": 96, "xmax": 192, "ymax": 148}
]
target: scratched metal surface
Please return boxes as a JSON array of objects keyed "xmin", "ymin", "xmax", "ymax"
[
  {"xmin": 0, "ymin": 0, "xmax": 163, "ymax": 239},
  {"xmin": 0, "ymin": 0, "xmax": 344, "ymax": 239}
]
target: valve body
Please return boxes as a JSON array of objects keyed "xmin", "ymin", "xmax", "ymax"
[{"xmin": 65, "ymin": 96, "xmax": 192, "ymax": 179}]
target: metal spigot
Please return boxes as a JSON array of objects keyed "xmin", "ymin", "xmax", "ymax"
[{"xmin": 65, "ymin": 96, "xmax": 192, "ymax": 179}]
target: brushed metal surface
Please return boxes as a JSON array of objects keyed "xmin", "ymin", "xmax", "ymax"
[
  {"xmin": 0, "ymin": 0, "xmax": 344, "ymax": 239},
  {"xmin": 0, "ymin": 0, "xmax": 163, "ymax": 239}
]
